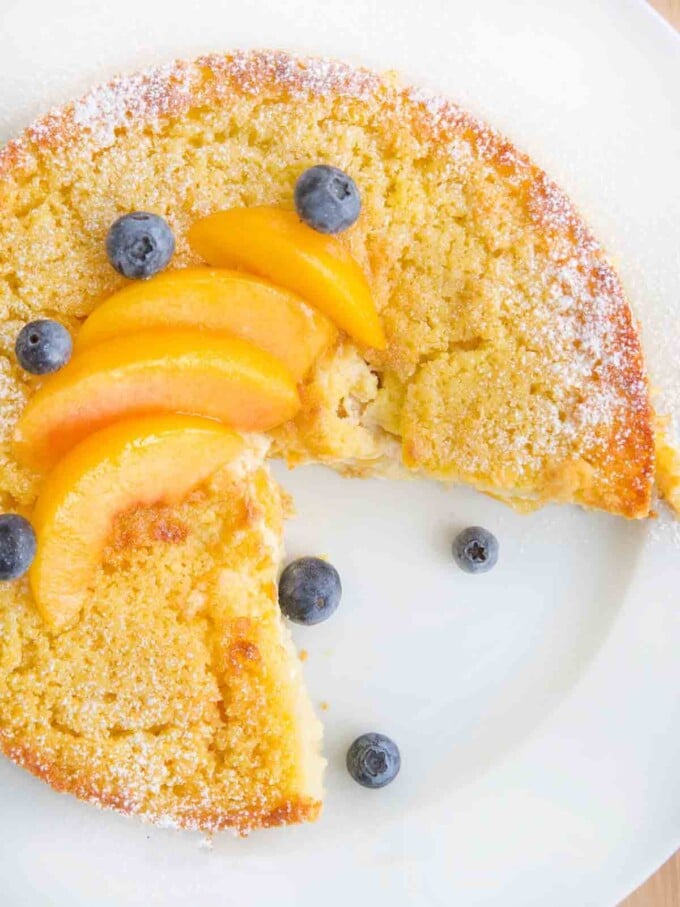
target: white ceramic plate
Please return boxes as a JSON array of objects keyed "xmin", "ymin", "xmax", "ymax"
[{"xmin": 0, "ymin": 1, "xmax": 678, "ymax": 904}]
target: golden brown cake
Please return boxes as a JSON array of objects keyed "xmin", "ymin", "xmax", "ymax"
[
  {"xmin": 0, "ymin": 442, "xmax": 324, "ymax": 832},
  {"xmin": 0, "ymin": 50, "xmax": 660, "ymax": 832}
]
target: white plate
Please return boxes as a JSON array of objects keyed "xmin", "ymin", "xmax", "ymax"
[{"xmin": 1, "ymin": 1, "xmax": 678, "ymax": 904}]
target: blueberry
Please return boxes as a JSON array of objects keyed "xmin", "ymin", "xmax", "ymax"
[
  {"xmin": 278, "ymin": 556, "xmax": 342, "ymax": 625},
  {"xmin": 106, "ymin": 212, "xmax": 175, "ymax": 279},
  {"xmin": 347, "ymin": 733, "xmax": 401, "ymax": 788},
  {"xmin": 453, "ymin": 526, "xmax": 499, "ymax": 574},
  {"xmin": 294, "ymin": 165, "xmax": 361, "ymax": 234},
  {"xmin": 15, "ymin": 320, "xmax": 72, "ymax": 375},
  {"xmin": 0, "ymin": 514, "xmax": 36, "ymax": 580}
]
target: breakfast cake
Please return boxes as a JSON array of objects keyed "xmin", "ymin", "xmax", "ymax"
[
  {"xmin": 0, "ymin": 49, "xmax": 664, "ymax": 832},
  {"xmin": 0, "ymin": 434, "xmax": 324, "ymax": 831}
]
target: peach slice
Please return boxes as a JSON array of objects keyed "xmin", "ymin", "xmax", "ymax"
[
  {"xmin": 14, "ymin": 329, "xmax": 300, "ymax": 470},
  {"xmin": 76, "ymin": 268, "xmax": 337, "ymax": 381},
  {"xmin": 188, "ymin": 207, "xmax": 386, "ymax": 350},
  {"xmin": 30, "ymin": 415, "xmax": 244, "ymax": 631}
]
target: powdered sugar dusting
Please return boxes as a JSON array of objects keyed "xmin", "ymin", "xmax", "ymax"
[
  {"xmin": 71, "ymin": 61, "xmax": 196, "ymax": 148},
  {"xmin": 404, "ymin": 79, "xmax": 651, "ymax": 499},
  {"xmin": 0, "ymin": 51, "xmax": 387, "ymax": 172},
  {"xmin": 198, "ymin": 50, "xmax": 382, "ymax": 102},
  {"xmin": 407, "ymin": 78, "xmax": 651, "ymax": 489},
  {"xmin": 0, "ymin": 60, "xmax": 198, "ymax": 170}
]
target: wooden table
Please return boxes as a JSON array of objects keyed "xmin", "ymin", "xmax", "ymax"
[
  {"xmin": 619, "ymin": 6, "xmax": 679, "ymax": 904},
  {"xmin": 647, "ymin": 0, "xmax": 680, "ymax": 29}
]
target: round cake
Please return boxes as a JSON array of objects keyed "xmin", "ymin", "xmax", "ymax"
[{"xmin": 0, "ymin": 50, "xmax": 656, "ymax": 832}]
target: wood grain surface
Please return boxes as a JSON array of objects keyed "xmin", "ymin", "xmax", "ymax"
[
  {"xmin": 621, "ymin": 7, "xmax": 679, "ymax": 902},
  {"xmin": 622, "ymin": 850, "xmax": 680, "ymax": 907},
  {"xmin": 647, "ymin": 0, "xmax": 680, "ymax": 27}
]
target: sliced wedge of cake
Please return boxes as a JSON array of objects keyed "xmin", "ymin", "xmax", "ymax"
[{"xmin": 0, "ymin": 436, "xmax": 323, "ymax": 833}]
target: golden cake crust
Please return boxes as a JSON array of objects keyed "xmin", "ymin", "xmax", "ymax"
[
  {"xmin": 3, "ymin": 738, "xmax": 320, "ymax": 832},
  {"xmin": 0, "ymin": 50, "xmax": 658, "ymax": 832}
]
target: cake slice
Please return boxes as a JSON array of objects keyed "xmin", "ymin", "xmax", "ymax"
[{"xmin": 0, "ymin": 439, "xmax": 324, "ymax": 833}]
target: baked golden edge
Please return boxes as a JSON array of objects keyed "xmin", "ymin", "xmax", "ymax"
[{"xmin": 1, "ymin": 736, "xmax": 321, "ymax": 833}]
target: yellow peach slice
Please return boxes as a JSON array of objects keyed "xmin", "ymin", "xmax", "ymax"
[
  {"xmin": 14, "ymin": 330, "xmax": 300, "ymax": 470},
  {"xmin": 188, "ymin": 207, "xmax": 386, "ymax": 350},
  {"xmin": 30, "ymin": 415, "xmax": 244, "ymax": 631},
  {"xmin": 76, "ymin": 268, "xmax": 337, "ymax": 381}
]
